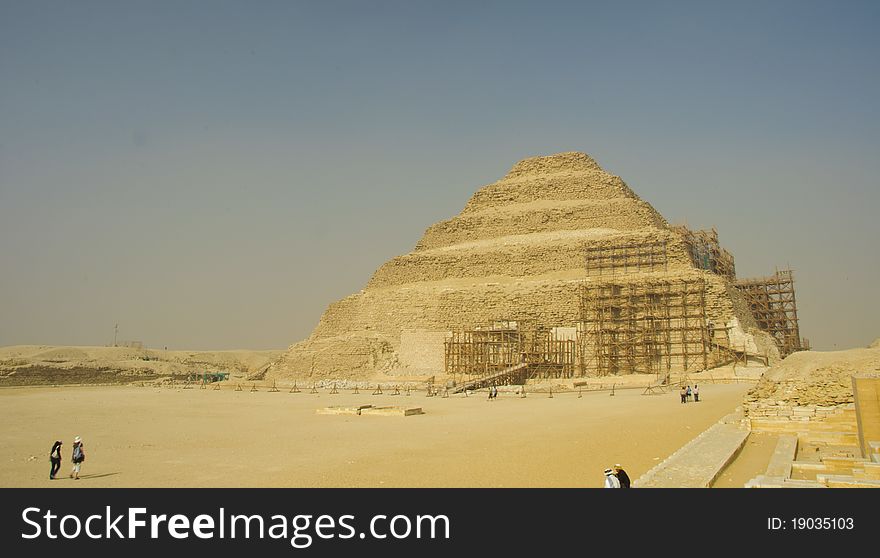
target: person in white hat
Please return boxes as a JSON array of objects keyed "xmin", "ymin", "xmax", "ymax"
[
  {"xmin": 69, "ymin": 436, "xmax": 85, "ymax": 480},
  {"xmin": 604, "ymin": 468, "xmax": 620, "ymax": 488}
]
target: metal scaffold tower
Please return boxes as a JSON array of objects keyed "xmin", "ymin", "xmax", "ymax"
[
  {"xmin": 671, "ymin": 225, "xmax": 736, "ymax": 280},
  {"xmin": 584, "ymin": 239, "xmax": 669, "ymax": 276},
  {"xmin": 734, "ymin": 269, "xmax": 804, "ymax": 357},
  {"xmin": 578, "ymin": 278, "xmax": 711, "ymax": 379},
  {"xmin": 444, "ymin": 320, "xmax": 576, "ymax": 390}
]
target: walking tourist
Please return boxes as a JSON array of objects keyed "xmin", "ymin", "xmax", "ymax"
[
  {"xmin": 693, "ymin": 384, "xmax": 700, "ymax": 402},
  {"xmin": 680, "ymin": 386, "xmax": 687, "ymax": 404},
  {"xmin": 604, "ymin": 468, "xmax": 620, "ymax": 488},
  {"xmin": 69, "ymin": 436, "xmax": 85, "ymax": 480},
  {"xmin": 49, "ymin": 440, "xmax": 62, "ymax": 480}
]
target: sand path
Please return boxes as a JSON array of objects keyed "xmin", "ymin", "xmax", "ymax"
[{"xmin": 712, "ymin": 432, "xmax": 779, "ymax": 488}]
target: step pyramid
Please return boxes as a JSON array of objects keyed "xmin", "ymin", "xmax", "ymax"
[{"xmin": 268, "ymin": 152, "xmax": 777, "ymax": 380}]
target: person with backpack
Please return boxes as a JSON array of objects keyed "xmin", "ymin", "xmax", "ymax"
[
  {"xmin": 70, "ymin": 436, "xmax": 85, "ymax": 480},
  {"xmin": 49, "ymin": 441, "xmax": 62, "ymax": 480}
]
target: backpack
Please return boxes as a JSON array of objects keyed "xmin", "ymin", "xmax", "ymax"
[{"xmin": 73, "ymin": 445, "xmax": 85, "ymax": 463}]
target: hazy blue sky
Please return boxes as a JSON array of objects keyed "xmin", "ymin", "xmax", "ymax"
[{"xmin": 1, "ymin": 1, "xmax": 878, "ymax": 351}]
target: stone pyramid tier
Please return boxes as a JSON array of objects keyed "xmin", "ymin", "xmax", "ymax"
[{"xmin": 416, "ymin": 151, "xmax": 668, "ymax": 251}]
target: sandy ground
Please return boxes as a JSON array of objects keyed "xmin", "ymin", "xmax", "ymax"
[
  {"xmin": 0, "ymin": 383, "xmax": 751, "ymax": 488},
  {"xmin": 711, "ymin": 432, "xmax": 779, "ymax": 488}
]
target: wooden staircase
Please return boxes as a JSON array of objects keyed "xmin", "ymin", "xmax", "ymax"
[
  {"xmin": 451, "ymin": 363, "xmax": 531, "ymax": 394},
  {"xmin": 708, "ymin": 338, "xmax": 768, "ymax": 368}
]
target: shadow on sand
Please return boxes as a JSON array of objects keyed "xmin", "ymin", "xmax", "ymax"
[{"xmin": 72, "ymin": 472, "xmax": 121, "ymax": 480}]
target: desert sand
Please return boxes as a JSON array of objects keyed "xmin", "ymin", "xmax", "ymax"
[
  {"xmin": 0, "ymin": 345, "xmax": 282, "ymax": 385},
  {"xmin": 712, "ymin": 432, "xmax": 779, "ymax": 488},
  {"xmin": 0, "ymin": 382, "xmax": 752, "ymax": 488}
]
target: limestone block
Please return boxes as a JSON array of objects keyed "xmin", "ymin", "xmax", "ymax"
[
  {"xmin": 853, "ymin": 375, "xmax": 880, "ymax": 458},
  {"xmin": 316, "ymin": 405, "xmax": 372, "ymax": 416},
  {"xmin": 765, "ymin": 435, "xmax": 798, "ymax": 478},
  {"xmin": 359, "ymin": 406, "xmax": 424, "ymax": 417}
]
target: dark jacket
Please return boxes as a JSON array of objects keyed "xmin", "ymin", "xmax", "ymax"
[{"xmin": 616, "ymin": 469, "xmax": 631, "ymax": 488}]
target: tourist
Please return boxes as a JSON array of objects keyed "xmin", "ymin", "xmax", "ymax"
[
  {"xmin": 686, "ymin": 385, "xmax": 692, "ymax": 402},
  {"xmin": 604, "ymin": 468, "xmax": 620, "ymax": 488},
  {"xmin": 49, "ymin": 440, "xmax": 62, "ymax": 480},
  {"xmin": 693, "ymin": 384, "xmax": 700, "ymax": 403},
  {"xmin": 69, "ymin": 436, "xmax": 85, "ymax": 480},
  {"xmin": 491, "ymin": 384, "xmax": 498, "ymax": 400},
  {"xmin": 680, "ymin": 385, "xmax": 687, "ymax": 404},
  {"xmin": 614, "ymin": 464, "xmax": 631, "ymax": 488}
]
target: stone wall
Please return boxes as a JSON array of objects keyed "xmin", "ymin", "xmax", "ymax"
[
  {"xmin": 273, "ymin": 268, "xmax": 767, "ymax": 379},
  {"xmin": 463, "ymin": 152, "xmax": 646, "ymax": 209},
  {"xmin": 370, "ymin": 228, "xmax": 696, "ymax": 289},
  {"xmin": 745, "ymin": 401, "xmax": 853, "ymax": 422},
  {"xmin": 279, "ymin": 334, "xmax": 399, "ymax": 379},
  {"xmin": 309, "ymin": 269, "xmax": 753, "ymax": 342},
  {"xmin": 853, "ymin": 374, "xmax": 880, "ymax": 457},
  {"xmin": 397, "ymin": 330, "xmax": 448, "ymax": 373},
  {"xmin": 416, "ymin": 199, "xmax": 666, "ymax": 250}
]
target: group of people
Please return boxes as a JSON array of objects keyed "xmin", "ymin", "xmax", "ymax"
[
  {"xmin": 603, "ymin": 464, "xmax": 630, "ymax": 488},
  {"xmin": 49, "ymin": 436, "xmax": 85, "ymax": 480},
  {"xmin": 679, "ymin": 384, "xmax": 700, "ymax": 404},
  {"xmin": 487, "ymin": 384, "xmax": 499, "ymax": 400}
]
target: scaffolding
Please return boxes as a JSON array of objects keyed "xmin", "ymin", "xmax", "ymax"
[
  {"xmin": 584, "ymin": 239, "xmax": 669, "ymax": 276},
  {"xmin": 444, "ymin": 320, "xmax": 576, "ymax": 386},
  {"xmin": 735, "ymin": 269, "xmax": 803, "ymax": 357},
  {"xmin": 672, "ymin": 226, "xmax": 736, "ymax": 280},
  {"xmin": 578, "ymin": 278, "xmax": 712, "ymax": 379}
]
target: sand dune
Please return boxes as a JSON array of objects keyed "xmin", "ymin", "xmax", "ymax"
[{"xmin": 0, "ymin": 345, "xmax": 283, "ymax": 386}]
